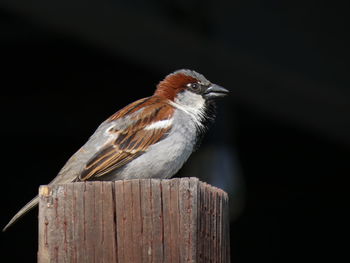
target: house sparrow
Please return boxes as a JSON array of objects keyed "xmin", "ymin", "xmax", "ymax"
[{"xmin": 3, "ymin": 69, "xmax": 228, "ymax": 231}]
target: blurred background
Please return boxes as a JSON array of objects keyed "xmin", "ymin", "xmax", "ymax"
[{"xmin": 0, "ymin": 0, "xmax": 349, "ymax": 262}]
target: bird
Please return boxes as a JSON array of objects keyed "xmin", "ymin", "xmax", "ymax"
[{"xmin": 3, "ymin": 69, "xmax": 228, "ymax": 231}]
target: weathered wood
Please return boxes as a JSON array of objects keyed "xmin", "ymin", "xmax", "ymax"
[{"xmin": 38, "ymin": 178, "xmax": 230, "ymax": 262}]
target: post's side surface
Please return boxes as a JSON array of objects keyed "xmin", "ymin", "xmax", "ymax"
[{"xmin": 38, "ymin": 178, "xmax": 230, "ymax": 263}]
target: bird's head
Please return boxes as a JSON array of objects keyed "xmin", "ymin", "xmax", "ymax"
[{"xmin": 154, "ymin": 69, "xmax": 228, "ymax": 108}]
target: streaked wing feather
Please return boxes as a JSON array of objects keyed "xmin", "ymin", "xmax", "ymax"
[
  {"xmin": 79, "ymin": 98, "xmax": 173, "ymax": 181},
  {"xmin": 81, "ymin": 150, "xmax": 142, "ymax": 180}
]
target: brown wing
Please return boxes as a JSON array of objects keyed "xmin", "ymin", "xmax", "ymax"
[{"xmin": 79, "ymin": 97, "xmax": 174, "ymax": 181}]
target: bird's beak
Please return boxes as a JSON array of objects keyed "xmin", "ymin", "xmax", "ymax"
[{"xmin": 204, "ymin": 84, "xmax": 229, "ymax": 99}]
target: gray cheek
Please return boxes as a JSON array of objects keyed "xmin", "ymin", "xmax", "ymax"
[{"xmin": 175, "ymin": 90, "xmax": 205, "ymax": 108}]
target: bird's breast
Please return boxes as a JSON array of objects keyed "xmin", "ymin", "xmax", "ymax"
[{"xmin": 116, "ymin": 110, "xmax": 198, "ymax": 179}]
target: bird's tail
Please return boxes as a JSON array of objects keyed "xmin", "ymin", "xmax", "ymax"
[{"xmin": 2, "ymin": 196, "xmax": 39, "ymax": 232}]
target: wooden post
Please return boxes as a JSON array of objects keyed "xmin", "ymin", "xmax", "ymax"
[{"xmin": 38, "ymin": 178, "xmax": 230, "ymax": 262}]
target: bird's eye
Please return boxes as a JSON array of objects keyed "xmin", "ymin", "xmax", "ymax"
[{"xmin": 187, "ymin": 82, "xmax": 200, "ymax": 91}]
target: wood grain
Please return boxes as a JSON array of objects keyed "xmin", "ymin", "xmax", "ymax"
[{"xmin": 38, "ymin": 178, "xmax": 230, "ymax": 262}]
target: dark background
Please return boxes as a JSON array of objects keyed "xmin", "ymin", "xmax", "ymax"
[{"xmin": 0, "ymin": 1, "xmax": 348, "ymax": 262}]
